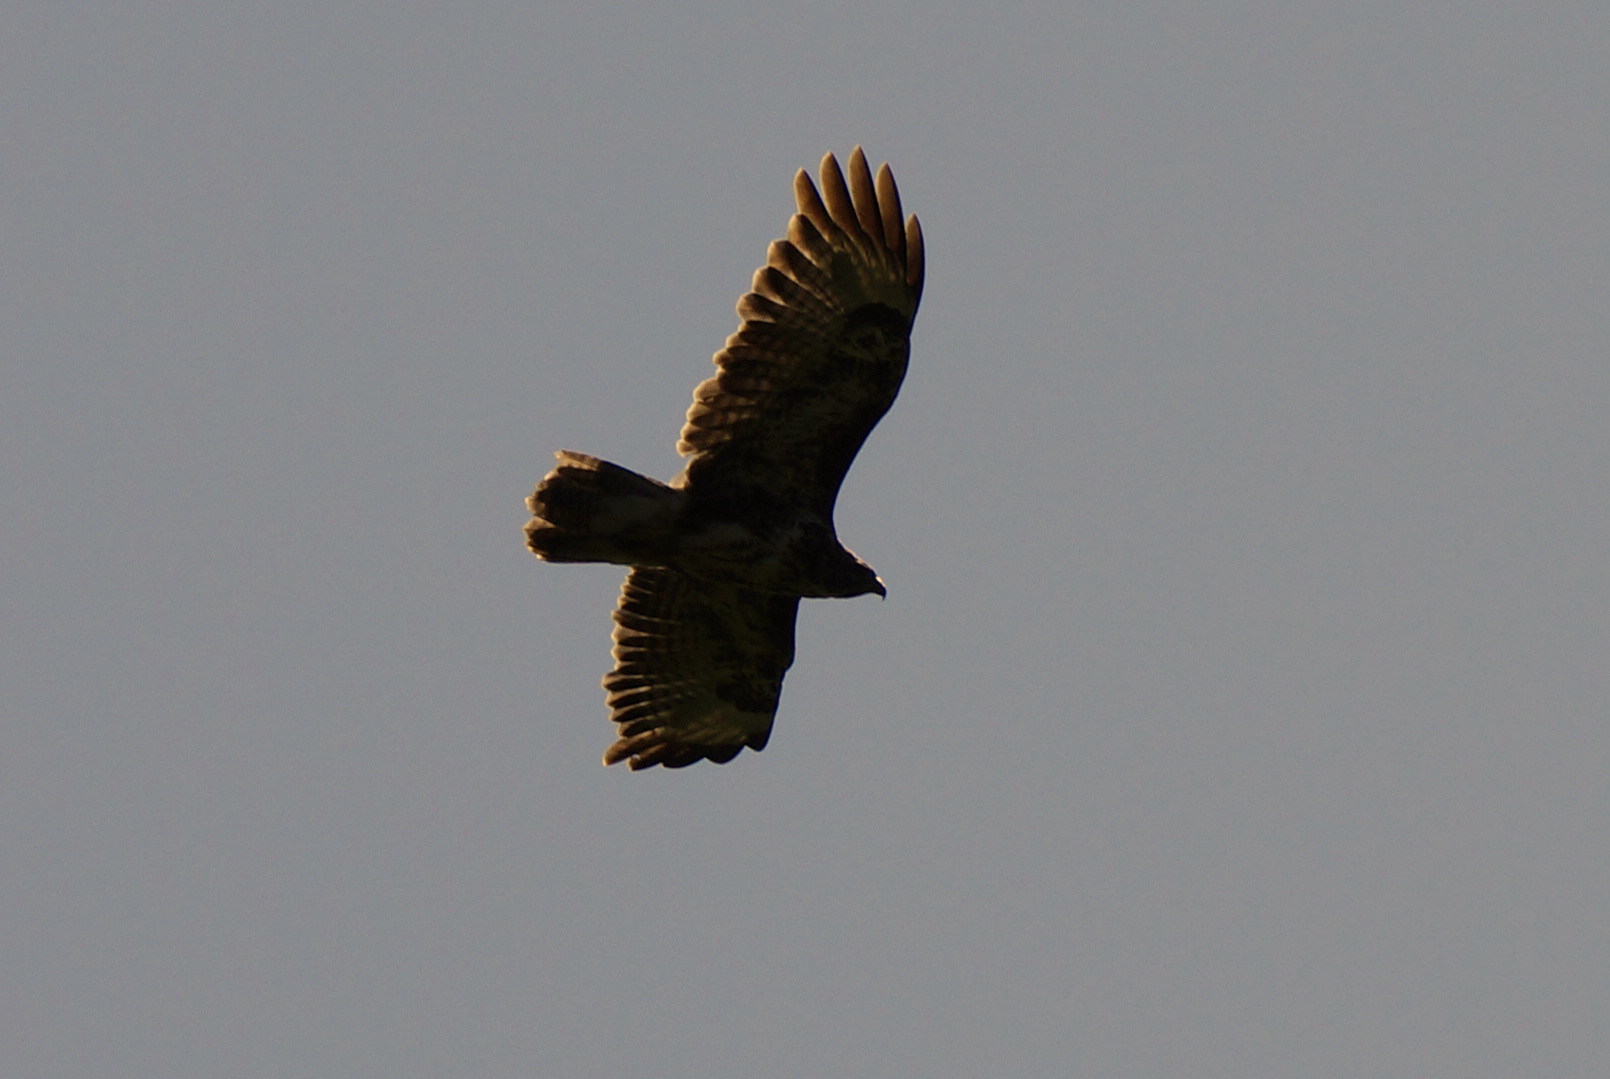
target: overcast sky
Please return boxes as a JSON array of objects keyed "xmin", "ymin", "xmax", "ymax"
[{"xmin": 5, "ymin": 3, "xmax": 1607, "ymax": 1076}]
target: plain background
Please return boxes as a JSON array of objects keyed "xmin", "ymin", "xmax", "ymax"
[{"xmin": 5, "ymin": 3, "xmax": 1607, "ymax": 1076}]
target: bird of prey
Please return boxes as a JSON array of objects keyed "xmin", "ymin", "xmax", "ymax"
[{"xmin": 525, "ymin": 148, "xmax": 924, "ymax": 770}]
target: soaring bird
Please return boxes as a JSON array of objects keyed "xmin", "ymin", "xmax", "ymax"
[{"xmin": 526, "ymin": 148, "xmax": 924, "ymax": 770}]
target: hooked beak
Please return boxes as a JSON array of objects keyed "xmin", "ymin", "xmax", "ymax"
[{"xmin": 873, "ymin": 577, "xmax": 887, "ymax": 599}]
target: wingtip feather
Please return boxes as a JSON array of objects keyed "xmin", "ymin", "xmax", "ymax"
[
  {"xmin": 817, "ymin": 151, "xmax": 862, "ymax": 241},
  {"xmin": 906, "ymin": 214, "xmax": 925, "ymax": 298},
  {"xmin": 875, "ymin": 163, "xmax": 905, "ymax": 257},
  {"xmin": 846, "ymin": 148, "xmax": 882, "ymax": 241},
  {"xmin": 794, "ymin": 167, "xmax": 832, "ymax": 237}
]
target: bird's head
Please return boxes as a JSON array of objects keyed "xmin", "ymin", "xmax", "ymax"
[{"xmin": 817, "ymin": 547, "xmax": 885, "ymax": 599}]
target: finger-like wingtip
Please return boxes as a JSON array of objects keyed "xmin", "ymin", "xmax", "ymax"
[
  {"xmin": 793, "ymin": 166, "xmax": 817, "ymax": 208},
  {"xmin": 875, "ymin": 162, "xmax": 905, "ymax": 257},
  {"xmin": 817, "ymin": 151, "xmax": 862, "ymax": 241},
  {"xmin": 791, "ymin": 150, "xmax": 922, "ymax": 307},
  {"xmin": 794, "ymin": 164, "xmax": 835, "ymax": 241},
  {"xmin": 846, "ymin": 148, "xmax": 882, "ymax": 241},
  {"xmin": 906, "ymin": 213, "xmax": 925, "ymax": 300}
]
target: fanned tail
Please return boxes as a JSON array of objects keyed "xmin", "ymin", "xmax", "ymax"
[{"xmin": 525, "ymin": 452, "xmax": 684, "ymax": 566}]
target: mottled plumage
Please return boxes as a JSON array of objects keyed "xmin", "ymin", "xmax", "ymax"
[{"xmin": 526, "ymin": 148, "xmax": 924, "ymax": 770}]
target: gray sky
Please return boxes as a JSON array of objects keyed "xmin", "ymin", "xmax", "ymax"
[{"xmin": 5, "ymin": 3, "xmax": 1607, "ymax": 1076}]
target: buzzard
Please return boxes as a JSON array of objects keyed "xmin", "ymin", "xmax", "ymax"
[{"xmin": 525, "ymin": 148, "xmax": 924, "ymax": 770}]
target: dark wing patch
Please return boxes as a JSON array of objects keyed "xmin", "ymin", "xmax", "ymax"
[
  {"xmin": 677, "ymin": 148, "xmax": 925, "ymax": 515},
  {"xmin": 602, "ymin": 567, "xmax": 800, "ymax": 770}
]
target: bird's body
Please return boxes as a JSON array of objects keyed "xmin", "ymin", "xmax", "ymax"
[
  {"xmin": 532, "ymin": 450, "xmax": 876, "ymax": 598},
  {"xmin": 526, "ymin": 148, "xmax": 923, "ymax": 770}
]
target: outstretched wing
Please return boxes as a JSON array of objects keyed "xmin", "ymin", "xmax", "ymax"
[
  {"xmin": 677, "ymin": 148, "xmax": 925, "ymax": 515},
  {"xmin": 601, "ymin": 567, "xmax": 800, "ymax": 770}
]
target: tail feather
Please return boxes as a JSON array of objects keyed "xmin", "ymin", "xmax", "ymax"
[{"xmin": 525, "ymin": 451, "xmax": 683, "ymax": 565}]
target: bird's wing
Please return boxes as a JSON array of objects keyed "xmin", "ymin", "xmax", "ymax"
[
  {"xmin": 601, "ymin": 567, "xmax": 800, "ymax": 770},
  {"xmin": 677, "ymin": 148, "xmax": 925, "ymax": 516}
]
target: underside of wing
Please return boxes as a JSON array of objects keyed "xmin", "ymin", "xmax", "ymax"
[
  {"xmin": 677, "ymin": 148, "xmax": 925, "ymax": 514},
  {"xmin": 601, "ymin": 567, "xmax": 801, "ymax": 770}
]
